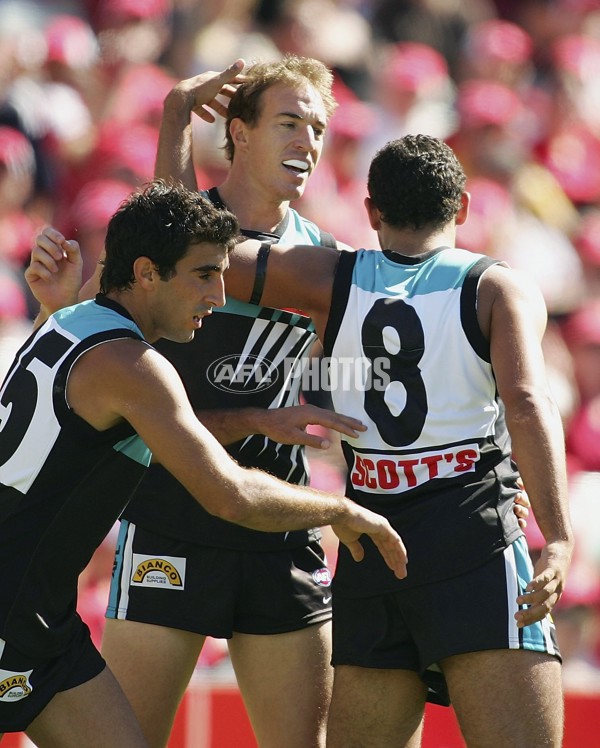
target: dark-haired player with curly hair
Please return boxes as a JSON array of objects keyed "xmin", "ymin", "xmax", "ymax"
[{"xmin": 222, "ymin": 134, "xmax": 573, "ymax": 748}]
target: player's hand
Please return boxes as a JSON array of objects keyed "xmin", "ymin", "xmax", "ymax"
[
  {"xmin": 166, "ymin": 59, "xmax": 247, "ymax": 123},
  {"xmin": 332, "ymin": 505, "xmax": 408, "ymax": 580},
  {"xmin": 513, "ymin": 477, "xmax": 530, "ymax": 529},
  {"xmin": 259, "ymin": 404, "xmax": 366, "ymax": 447},
  {"xmin": 514, "ymin": 539, "xmax": 573, "ymax": 628},
  {"xmin": 25, "ymin": 226, "xmax": 83, "ymax": 318}
]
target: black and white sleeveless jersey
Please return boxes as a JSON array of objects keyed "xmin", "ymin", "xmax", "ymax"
[
  {"xmin": 123, "ymin": 199, "xmax": 335, "ymax": 551},
  {"xmin": 323, "ymin": 247, "xmax": 523, "ymax": 597},
  {"xmin": 0, "ymin": 296, "xmax": 151, "ymax": 657}
]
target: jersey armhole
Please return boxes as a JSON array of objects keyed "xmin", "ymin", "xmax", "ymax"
[{"xmin": 461, "ymin": 256, "xmax": 499, "ymax": 362}]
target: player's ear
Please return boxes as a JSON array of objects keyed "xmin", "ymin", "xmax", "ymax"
[
  {"xmin": 133, "ymin": 256, "xmax": 158, "ymax": 289},
  {"xmin": 364, "ymin": 196, "xmax": 382, "ymax": 231},
  {"xmin": 456, "ymin": 191, "xmax": 470, "ymax": 226},
  {"xmin": 229, "ymin": 118, "xmax": 249, "ymax": 152}
]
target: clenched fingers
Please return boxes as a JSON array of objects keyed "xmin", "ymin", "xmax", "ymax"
[{"xmin": 26, "ymin": 232, "xmax": 81, "ymax": 280}]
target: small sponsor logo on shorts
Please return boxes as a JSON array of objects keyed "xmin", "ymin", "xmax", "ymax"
[
  {"xmin": 312, "ymin": 567, "xmax": 332, "ymax": 587},
  {"xmin": 322, "ymin": 595, "xmax": 332, "ymax": 605},
  {"xmin": 0, "ymin": 670, "xmax": 33, "ymax": 701},
  {"xmin": 130, "ymin": 554, "xmax": 186, "ymax": 590}
]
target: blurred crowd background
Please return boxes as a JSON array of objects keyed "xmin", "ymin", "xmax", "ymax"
[{"xmin": 1, "ymin": 0, "xmax": 600, "ymax": 693}]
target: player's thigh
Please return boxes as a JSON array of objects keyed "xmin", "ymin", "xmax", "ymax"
[
  {"xmin": 327, "ymin": 665, "xmax": 427, "ymax": 748},
  {"xmin": 229, "ymin": 622, "xmax": 333, "ymax": 748},
  {"xmin": 102, "ymin": 618, "xmax": 205, "ymax": 748},
  {"xmin": 441, "ymin": 648, "xmax": 563, "ymax": 748},
  {"xmin": 26, "ymin": 666, "xmax": 147, "ymax": 748}
]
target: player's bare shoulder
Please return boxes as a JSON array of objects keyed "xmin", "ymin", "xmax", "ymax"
[
  {"xmin": 67, "ymin": 338, "xmax": 178, "ymax": 430},
  {"xmin": 477, "ymin": 262, "xmax": 546, "ymax": 340}
]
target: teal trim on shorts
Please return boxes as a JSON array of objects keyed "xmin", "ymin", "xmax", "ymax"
[{"xmin": 505, "ymin": 536, "xmax": 559, "ymax": 658}]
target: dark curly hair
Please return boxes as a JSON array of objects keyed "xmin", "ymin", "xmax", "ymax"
[
  {"xmin": 367, "ymin": 135, "xmax": 466, "ymax": 231},
  {"xmin": 101, "ymin": 180, "xmax": 240, "ymax": 293},
  {"xmin": 223, "ymin": 54, "xmax": 337, "ymax": 162}
]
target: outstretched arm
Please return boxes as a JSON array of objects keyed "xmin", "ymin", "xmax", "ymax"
[
  {"xmin": 201, "ymin": 403, "xmax": 367, "ymax": 448},
  {"xmin": 155, "ymin": 60, "xmax": 246, "ymax": 188},
  {"xmin": 480, "ymin": 265, "xmax": 574, "ymax": 628},
  {"xmin": 69, "ymin": 339, "xmax": 408, "ymax": 578}
]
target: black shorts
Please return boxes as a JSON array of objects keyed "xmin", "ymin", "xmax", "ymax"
[
  {"xmin": 106, "ymin": 520, "xmax": 333, "ymax": 638},
  {"xmin": 332, "ymin": 536, "xmax": 561, "ymax": 672},
  {"xmin": 0, "ymin": 616, "xmax": 106, "ymax": 733}
]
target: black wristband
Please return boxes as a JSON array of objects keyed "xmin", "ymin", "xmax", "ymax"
[{"xmin": 249, "ymin": 242, "xmax": 272, "ymax": 305}]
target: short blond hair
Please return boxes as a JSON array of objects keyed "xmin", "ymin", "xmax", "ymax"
[{"xmin": 223, "ymin": 55, "xmax": 337, "ymax": 162}]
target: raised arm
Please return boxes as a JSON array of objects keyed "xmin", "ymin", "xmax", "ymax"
[
  {"xmin": 68, "ymin": 339, "xmax": 408, "ymax": 578},
  {"xmin": 25, "ymin": 228, "xmax": 83, "ymax": 328},
  {"xmin": 479, "ymin": 264, "xmax": 574, "ymax": 627},
  {"xmin": 155, "ymin": 60, "xmax": 246, "ymax": 188},
  {"xmin": 25, "ymin": 227, "xmax": 102, "ymax": 328}
]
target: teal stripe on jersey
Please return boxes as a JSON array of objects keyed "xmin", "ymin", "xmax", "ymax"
[
  {"xmin": 354, "ymin": 248, "xmax": 484, "ymax": 298},
  {"xmin": 281, "ymin": 208, "xmax": 323, "ymax": 246},
  {"xmin": 53, "ymin": 299, "xmax": 144, "ymax": 339},
  {"xmin": 114, "ymin": 434, "xmax": 152, "ymax": 466}
]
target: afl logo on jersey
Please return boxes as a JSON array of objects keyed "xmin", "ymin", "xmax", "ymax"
[
  {"xmin": 207, "ymin": 354, "xmax": 279, "ymax": 393},
  {"xmin": 312, "ymin": 567, "xmax": 332, "ymax": 587}
]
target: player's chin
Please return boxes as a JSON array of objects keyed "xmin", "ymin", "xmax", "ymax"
[
  {"xmin": 281, "ymin": 177, "xmax": 307, "ymax": 200},
  {"xmin": 165, "ymin": 328, "xmax": 196, "ymax": 344}
]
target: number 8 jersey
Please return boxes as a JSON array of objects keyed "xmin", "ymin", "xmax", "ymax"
[{"xmin": 323, "ymin": 247, "xmax": 523, "ymax": 596}]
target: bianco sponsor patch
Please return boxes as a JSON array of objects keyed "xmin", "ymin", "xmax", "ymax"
[
  {"xmin": 0, "ymin": 669, "xmax": 33, "ymax": 701},
  {"xmin": 130, "ymin": 554, "xmax": 186, "ymax": 590}
]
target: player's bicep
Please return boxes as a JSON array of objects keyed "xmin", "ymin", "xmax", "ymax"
[
  {"xmin": 105, "ymin": 347, "xmax": 246, "ymax": 511},
  {"xmin": 260, "ymin": 243, "xmax": 338, "ymax": 315},
  {"xmin": 227, "ymin": 240, "xmax": 337, "ymax": 316}
]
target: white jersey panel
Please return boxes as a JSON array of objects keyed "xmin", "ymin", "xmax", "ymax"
[
  {"xmin": 0, "ymin": 319, "xmax": 78, "ymax": 494},
  {"xmin": 330, "ymin": 281, "xmax": 499, "ymax": 453},
  {"xmin": 328, "ymin": 247, "xmax": 502, "ymax": 497}
]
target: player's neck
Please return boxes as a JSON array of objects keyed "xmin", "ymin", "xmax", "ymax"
[
  {"xmin": 217, "ymin": 177, "xmax": 289, "ymax": 234},
  {"xmin": 105, "ymin": 290, "xmax": 159, "ymax": 343},
  {"xmin": 379, "ymin": 225, "xmax": 456, "ymax": 257}
]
